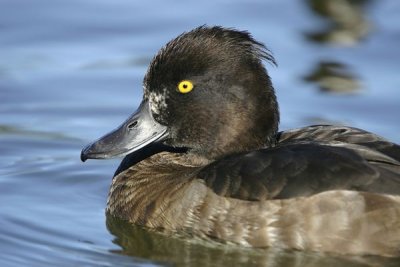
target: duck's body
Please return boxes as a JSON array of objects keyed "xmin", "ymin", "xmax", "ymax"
[
  {"xmin": 82, "ymin": 26, "xmax": 400, "ymax": 257},
  {"xmin": 107, "ymin": 125, "xmax": 400, "ymax": 256}
]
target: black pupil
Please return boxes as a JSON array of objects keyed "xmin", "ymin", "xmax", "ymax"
[{"xmin": 183, "ymin": 84, "xmax": 188, "ymax": 89}]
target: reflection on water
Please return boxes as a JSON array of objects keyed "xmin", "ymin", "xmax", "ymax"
[
  {"xmin": 107, "ymin": 216, "xmax": 400, "ymax": 267},
  {"xmin": 1, "ymin": 0, "xmax": 400, "ymax": 266},
  {"xmin": 303, "ymin": 61, "xmax": 360, "ymax": 93},
  {"xmin": 302, "ymin": 0, "xmax": 371, "ymax": 93},
  {"xmin": 304, "ymin": 0, "xmax": 371, "ymax": 46}
]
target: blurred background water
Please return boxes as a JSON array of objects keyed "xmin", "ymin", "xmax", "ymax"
[{"xmin": 0, "ymin": 0, "xmax": 399, "ymax": 266}]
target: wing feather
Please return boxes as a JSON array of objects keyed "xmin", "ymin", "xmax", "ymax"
[{"xmin": 198, "ymin": 126, "xmax": 400, "ymax": 201}]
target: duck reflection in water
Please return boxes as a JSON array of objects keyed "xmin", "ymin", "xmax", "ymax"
[
  {"xmin": 303, "ymin": 61, "xmax": 361, "ymax": 94},
  {"xmin": 106, "ymin": 216, "xmax": 399, "ymax": 267},
  {"xmin": 302, "ymin": 0, "xmax": 373, "ymax": 94},
  {"xmin": 81, "ymin": 26, "xmax": 400, "ymax": 257},
  {"xmin": 304, "ymin": 0, "xmax": 371, "ymax": 46}
]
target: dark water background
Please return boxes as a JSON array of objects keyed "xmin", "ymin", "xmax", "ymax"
[{"xmin": 1, "ymin": 0, "xmax": 399, "ymax": 266}]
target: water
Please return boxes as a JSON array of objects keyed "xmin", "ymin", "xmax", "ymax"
[{"xmin": 1, "ymin": 0, "xmax": 399, "ymax": 266}]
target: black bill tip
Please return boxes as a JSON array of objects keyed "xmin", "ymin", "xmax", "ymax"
[{"xmin": 80, "ymin": 148, "xmax": 89, "ymax": 162}]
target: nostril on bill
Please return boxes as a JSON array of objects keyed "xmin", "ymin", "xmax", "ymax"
[{"xmin": 127, "ymin": 121, "xmax": 138, "ymax": 130}]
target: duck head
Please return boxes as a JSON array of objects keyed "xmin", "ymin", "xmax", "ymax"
[{"xmin": 81, "ymin": 26, "xmax": 279, "ymax": 161}]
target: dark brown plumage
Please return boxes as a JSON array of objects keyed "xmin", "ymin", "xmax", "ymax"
[{"xmin": 81, "ymin": 26, "xmax": 400, "ymax": 257}]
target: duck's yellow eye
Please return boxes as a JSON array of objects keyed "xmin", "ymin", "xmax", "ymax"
[{"xmin": 177, "ymin": 80, "xmax": 194, "ymax": 94}]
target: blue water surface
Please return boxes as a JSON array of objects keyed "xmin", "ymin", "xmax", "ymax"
[{"xmin": 1, "ymin": 0, "xmax": 399, "ymax": 266}]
